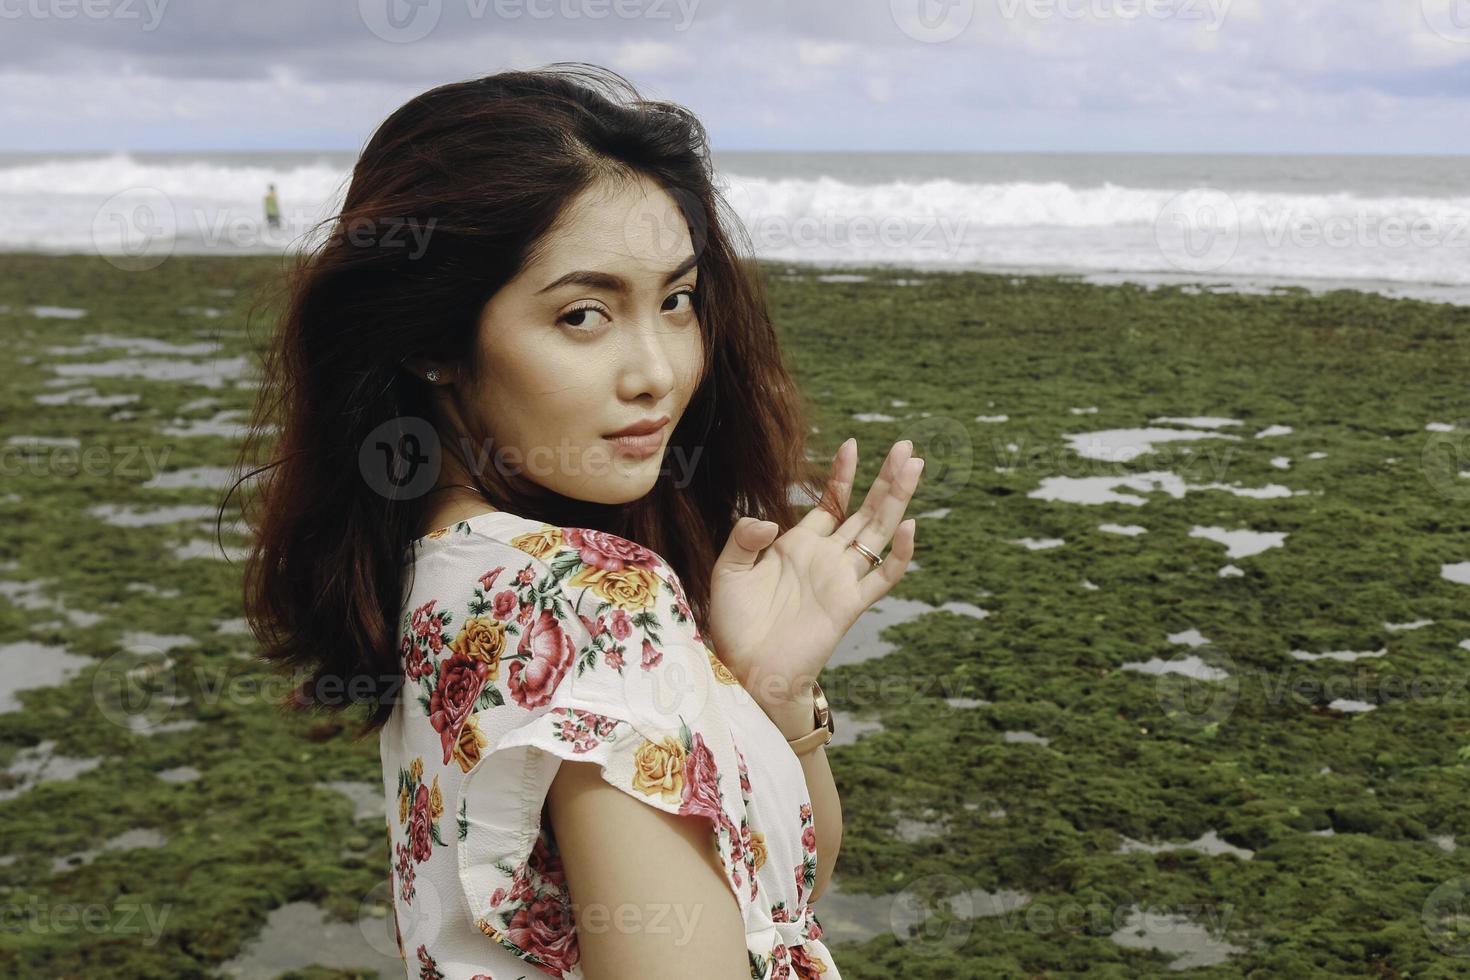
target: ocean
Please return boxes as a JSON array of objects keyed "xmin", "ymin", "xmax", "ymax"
[{"xmin": 2, "ymin": 150, "xmax": 1467, "ymax": 304}]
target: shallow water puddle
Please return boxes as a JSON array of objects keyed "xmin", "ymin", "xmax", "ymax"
[
  {"xmin": 156, "ymin": 765, "xmax": 202, "ymax": 783},
  {"xmin": 828, "ymin": 709, "xmax": 885, "ymax": 746},
  {"xmin": 1326, "ymin": 699, "xmax": 1376, "ymax": 713},
  {"xmin": 1189, "ymin": 526, "xmax": 1287, "ymax": 559},
  {"xmin": 159, "ymin": 409, "xmax": 257, "ymax": 438},
  {"xmin": 1031, "ymin": 471, "xmax": 1300, "ymax": 506},
  {"xmin": 1121, "ymin": 656, "xmax": 1230, "ymax": 681},
  {"xmin": 0, "ymin": 640, "xmax": 93, "ymax": 714},
  {"xmin": 143, "ymin": 465, "xmax": 237, "ymax": 490},
  {"xmin": 7, "ymin": 435, "xmax": 81, "ymax": 448},
  {"xmin": 1383, "ymin": 619, "xmax": 1432, "ymax": 632},
  {"xmin": 1100, "ymin": 522, "xmax": 1148, "ymax": 535},
  {"xmin": 45, "ymin": 333, "xmax": 220, "ymax": 357},
  {"xmin": 50, "ymin": 354, "xmax": 253, "ymax": 388},
  {"xmin": 1011, "ymin": 536, "xmax": 1065, "ymax": 550},
  {"xmin": 1062, "ymin": 427, "xmax": 1241, "ymax": 464},
  {"xmin": 215, "ymin": 900, "xmax": 404, "ymax": 980},
  {"xmin": 33, "ymin": 386, "xmax": 140, "ymax": 407},
  {"xmin": 1109, "ymin": 906, "xmax": 1247, "ymax": 970},
  {"xmin": 121, "ymin": 631, "xmax": 196, "ymax": 655},
  {"xmin": 1289, "ymin": 647, "xmax": 1386, "ymax": 663},
  {"xmin": 1441, "ymin": 562, "xmax": 1470, "ymax": 586},
  {"xmin": 1116, "ymin": 829, "xmax": 1254, "ymax": 860},
  {"xmin": 813, "ymin": 877, "xmax": 1031, "ymax": 946},
  {"xmin": 89, "ymin": 503, "xmax": 218, "ymax": 528},
  {"xmin": 51, "ymin": 828, "xmax": 168, "ymax": 874},
  {"xmin": 829, "ymin": 595, "xmax": 989, "ymax": 667},
  {"xmin": 0, "ymin": 578, "xmax": 105, "ymax": 627},
  {"xmin": 1167, "ymin": 629, "xmax": 1209, "ymax": 648},
  {"xmin": 172, "ymin": 538, "xmax": 250, "ymax": 562},
  {"xmin": 0, "ymin": 739, "xmax": 104, "ymax": 802}
]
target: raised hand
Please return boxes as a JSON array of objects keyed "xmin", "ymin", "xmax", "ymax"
[{"xmin": 706, "ymin": 437, "xmax": 924, "ymax": 711}]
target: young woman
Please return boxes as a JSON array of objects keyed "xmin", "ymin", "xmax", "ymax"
[{"xmin": 237, "ymin": 63, "xmax": 923, "ymax": 980}]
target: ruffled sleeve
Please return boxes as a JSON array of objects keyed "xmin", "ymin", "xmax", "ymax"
[{"xmin": 453, "ymin": 528, "xmax": 753, "ymax": 978}]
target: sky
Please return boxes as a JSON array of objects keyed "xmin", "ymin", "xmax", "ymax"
[{"xmin": 6, "ymin": 0, "xmax": 1470, "ymax": 154}]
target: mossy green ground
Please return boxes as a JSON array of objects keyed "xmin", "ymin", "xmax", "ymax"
[{"xmin": 0, "ymin": 254, "xmax": 1467, "ymax": 978}]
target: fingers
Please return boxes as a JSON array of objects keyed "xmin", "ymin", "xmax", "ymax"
[
  {"xmin": 798, "ymin": 437, "xmax": 857, "ymax": 535},
  {"xmin": 716, "ymin": 516, "xmax": 780, "ymax": 574},
  {"xmin": 834, "ymin": 439, "xmax": 915, "ymax": 547},
  {"xmin": 858, "ymin": 517, "xmax": 916, "ymax": 608}
]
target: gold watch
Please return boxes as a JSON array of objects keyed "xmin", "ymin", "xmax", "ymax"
[{"xmin": 785, "ymin": 680, "xmax": 834, "ymax": 756}]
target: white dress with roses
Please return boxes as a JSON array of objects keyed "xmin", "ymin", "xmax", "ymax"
[{"xmin": 379, "ymin": 509, "xmax": 840, "ymax": 980}]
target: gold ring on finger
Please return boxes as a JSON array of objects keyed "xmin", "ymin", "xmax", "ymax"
[{"xmin": 847, "ymin": 539, "xmax": 883, "ymax": 569}]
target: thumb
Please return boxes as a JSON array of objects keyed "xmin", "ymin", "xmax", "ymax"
[{"xmin": 716, "ymin": 516, "xmax": 779, "ymax": 573}]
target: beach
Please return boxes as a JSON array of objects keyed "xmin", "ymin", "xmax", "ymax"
[{"xmin": 0, "ymin": 252, "xmax": 1467, "ymax": 978}]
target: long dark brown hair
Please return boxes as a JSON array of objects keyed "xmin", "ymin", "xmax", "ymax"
[{"xmin": 228, "ymin": 63, "xmax": 841, "ymax": 738}]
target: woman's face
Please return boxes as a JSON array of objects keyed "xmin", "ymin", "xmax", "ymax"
[{"xmin": 458, "ymin": 174, "xmax": 705, "ymax": 505}]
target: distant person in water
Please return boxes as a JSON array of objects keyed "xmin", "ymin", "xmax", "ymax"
[{"xmin": 263, "ymin": 184, "xmax": 281, "ymax": 230}]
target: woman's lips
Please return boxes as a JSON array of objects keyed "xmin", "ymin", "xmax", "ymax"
[{"xmin": 604, "ymin": 429, "xmax": 665, "ymax": 458}]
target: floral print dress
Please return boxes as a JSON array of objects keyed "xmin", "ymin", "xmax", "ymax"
[{"xmin": 380, "ymin": 509, "xmax": 839, "ymax": 980}]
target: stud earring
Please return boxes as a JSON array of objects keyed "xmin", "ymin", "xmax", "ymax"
[{"xmin": 425, "ymin": 368, "xmax": 440, "ymax": 382}]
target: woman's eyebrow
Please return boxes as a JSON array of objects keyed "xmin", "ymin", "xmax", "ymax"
[{"xmin": 535, "ymin": 253, "xmax": 698, "ymax": 296}]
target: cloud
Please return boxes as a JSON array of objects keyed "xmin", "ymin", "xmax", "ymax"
[{"xmin": 1, "ymin": 0, "xmax": 1468, "ymax": 151}]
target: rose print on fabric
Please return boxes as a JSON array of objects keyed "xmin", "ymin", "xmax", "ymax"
[
  {"xmin": 548, "ymin": 707, "xmax": 621, "ymax": 754},
  {"xmin": 477, "ymin": 835, "xmax": 580, "ymax": 977},
  {"xmin": 400, "ymin": 555, "xmax": 591, "ymax": 771},
  {"xmin": 506, "ymin": 606, "xmax": 577, "ymax": 710},
  {"xmin": 395, "ymin": 756, "xmax": 447, "ymax": 869},
  {"xmin": 794, "ymin": 801, "xmax": 818, "ymax": 904}
]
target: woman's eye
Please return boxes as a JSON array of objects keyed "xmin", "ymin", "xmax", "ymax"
[
  {"xmin": 558, "ymin": 304, "xmax": 611, "ymax": 331},
  {"xmin": 664, "ymin": 288, "xmax": 698, "ymax": 316}
]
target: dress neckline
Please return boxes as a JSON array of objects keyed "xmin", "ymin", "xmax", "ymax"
[{"xmin": 410, "ymin": 508, "xmax": 526, "ymax": 548}]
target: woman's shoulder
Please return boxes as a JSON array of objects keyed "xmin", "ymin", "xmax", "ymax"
[
  {"xmin": 410, "ymin": 510, "xmax": 683, "ymax": 586},
  {"xmin": 398, "ymin": 511, "xmax": 721, "ymax": 734}
]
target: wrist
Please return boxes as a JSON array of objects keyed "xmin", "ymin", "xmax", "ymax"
[
  {"xmin": 755, "ymin": 674, "xmax": 821, "ymax": 739},
  {"xmin": 763, "ymin": 692, "xmax": 818, "ymax": 740}
]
